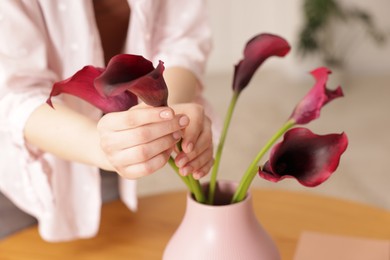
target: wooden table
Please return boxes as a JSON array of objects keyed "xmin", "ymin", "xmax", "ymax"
[{"xmin": 0, "ymin": 189, "xmax": 389, "ymax": 259}]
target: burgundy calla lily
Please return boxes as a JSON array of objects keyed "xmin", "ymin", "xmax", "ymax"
[
  {"xmin": 46, "ymin": 66, "xmax": 138, "ymax": 113},
  {"xmin": 289, "ymin": 67, "xmax": 344, "ymax": 124},
  {"xmin": 258, "ymin": 127, "xmax": 348, "ymax": 187},
  {"xmin": 46, "ymin": 54, "xmax": 168, "ymax": 113},
  {"xmin": 232, "ymin": 33, "xmax": 291, "ymax": 93},
  {"xmin": 95, "ymin": 54, "xmax": 168, "ymax": 107}
]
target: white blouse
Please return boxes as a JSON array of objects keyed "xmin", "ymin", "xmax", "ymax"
[{"xmin": 0, "ymin": 0, "xmax": 212, "ymax": 241}]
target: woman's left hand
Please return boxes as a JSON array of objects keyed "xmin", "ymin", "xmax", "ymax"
[{"xmin": 170, "ymin": 103, "xmax": 214, "ymax": 179}]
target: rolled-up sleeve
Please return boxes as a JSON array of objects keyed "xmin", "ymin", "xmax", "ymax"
[
  {"xmin": 150, "ymin": 0, "xmax": 213, "ymax": 83},
  {"xmin": 0, "ymin": 1, "xmax": 57, "ymax": 146},
  {"xmin": 0, "ymin": 1, "xmax": 101, "ymax": 241}
]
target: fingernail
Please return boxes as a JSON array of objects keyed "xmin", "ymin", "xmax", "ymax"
[
  {"xmin": 173, "ymin": 131, "xmax": 182, "ymax": 140},
  {"xmin": 177, "ymin": 157, "xmax": 188, "ymax": 168},
  {"xmin": 180, "ymin": 166, "xmax": 193, "ymax": 176},
  {"xmin": 160, "ymin": 109, "xmax": 173, "ymax": 119},
  {"xmin": 193, "ymin": 172, "xmax": 203, "ymax": 180},
  {"xmin": 186, "ymin": 142, "xmax": 194, "ymax": 153},
  {"xmin": 179, "ymin": 116, "xmax": 189, "ymax": 126}
]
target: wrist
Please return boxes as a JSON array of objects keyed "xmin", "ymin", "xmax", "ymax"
[
  {"xmin": 90, "ymin": 129, "xmax": 116, "ymax": 172},
  {"xmin": 164, "ymin": 67, "xmax": 199, "ymax": 105}
]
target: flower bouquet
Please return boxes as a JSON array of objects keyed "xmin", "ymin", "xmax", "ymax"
[{"xmin": 47, "ymin": 33, "xmax": 348, "ymax": 206}]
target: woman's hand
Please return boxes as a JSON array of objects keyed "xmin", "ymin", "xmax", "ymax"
[
  {"xmin": 97, "ymin": 104, "xmax": 189, "ymax": 179},
  {"xmin": 170, "ymin": 103, "xmax": 214, "ymax": 180}
]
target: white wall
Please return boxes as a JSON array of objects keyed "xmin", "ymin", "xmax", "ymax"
[{"xmin": 206, "ymin": 0, "xmax": 390, "ymax": 76}]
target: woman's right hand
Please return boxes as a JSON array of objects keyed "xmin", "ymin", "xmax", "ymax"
[{"xmin": 97, "ymin": 104, "xmax": 189, "ymax": 179}]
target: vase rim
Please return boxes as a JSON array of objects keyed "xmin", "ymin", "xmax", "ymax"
[{"xmin": 187, "ymin": 180, "xmax": 251, "ymax": 208}]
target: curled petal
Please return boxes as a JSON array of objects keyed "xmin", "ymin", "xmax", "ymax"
[
  {"xmin": 94, "ymin": 54, "xmax": 154, "ymax": 96},
  {"xmin": 289, "ymin": 67, "xmax": 344, "ymax": 124},
  {"xmin": 233, "ymin": 33, "xmax": 291, "ymax": 93},
  {"xmin": 97, "ymin": 60, "xmax": 168, "ymax": 107},
  {"xmin": 258, "ymin": 127, "xmax": 348, "ymax": 187},
  {"xmin": 46, "ymin": 66, "xmax": 137, "ymax": 113},
  {"xmin": 47, "ymin": 54, "xmax": 168, "ymax": 113}
]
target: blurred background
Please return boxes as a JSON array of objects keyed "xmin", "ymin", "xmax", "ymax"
[
  {"xmin": 138, "ymin": 0, "xmax": 390, "ymax": 210},
  {"xmin": 1, "ymin": 0, "xmax": 388, "ymax": 242}
]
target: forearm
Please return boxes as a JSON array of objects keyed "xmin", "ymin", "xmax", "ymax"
[
  {"xmin": 24, "ymin": 102, "xmax": 113, "ymax": 171},
  {"xmin": 164, "ymin": 67, "xmax": 199, "ymax": 105},
  {"xmin": 21, "ymin": 68, "xmax": 201, "ymax": 175}
]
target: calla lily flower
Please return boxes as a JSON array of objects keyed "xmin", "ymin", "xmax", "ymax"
[
  {"xmin": 95, "ymin": 55, "xmax": 168, "ymax": 107},
  {"xmin": 46, "ymin": 54, "xmax": 168, "ymax": 113},
  {"xmin": 232, "ymin": 33, "xmax": 291, "ymax": 93},
  {"xmin": 258, "ymin": 127, "xmax": 348, "ymax": 187},
  {"xmin": 46, "ymin": 54, "xmax": 206, "ymax": 201},
  {"xmin": 289, "ymin": 67, "xmax": 344, "ymax": 124}
]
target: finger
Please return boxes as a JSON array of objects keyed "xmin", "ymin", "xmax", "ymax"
[
  {"xmin": 118, "ymin": 149, "xmax": 172, "ymax": 179},
  {"xmin": 100, "ymin": 115, "xmax": 187, "ymax": 150},
  {"xmin": 108, "ymin": 133, "xmax": 181, "ymax": 166},
  {"xmin": 98, "ymin": 105, "xmax": 176, "ymax": 131},
  {"xmin": 179, "ymin": 147, "xmax": 213, "ymax": 176},
  {"xmin": 175, "ymin": 123, "xmax": 212, "ymax": 167},
  {"xmin": 192, "ymin": 159, "xmax": 215, "ymax": 180},
  {"xmin": 182, "ymin": 116, "xmax": 211, "ymax": 154}
]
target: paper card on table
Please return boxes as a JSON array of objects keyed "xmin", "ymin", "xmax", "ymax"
[{"xmin": 294, "ymin": 231, "xmax": 390, "ymax": 260}]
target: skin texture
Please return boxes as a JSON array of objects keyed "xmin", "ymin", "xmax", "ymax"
[
  {"xmin": 24, "ymin": 67, "xmax": 214, "ymax": 180},
  {"xmin": 24, "ymin": 0, "xmax": 213, "ymax": 180}
]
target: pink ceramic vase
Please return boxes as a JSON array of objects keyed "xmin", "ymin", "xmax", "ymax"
[{"xmin": 163, "ymin": 180, "xmax": 280, "ymax": 260}]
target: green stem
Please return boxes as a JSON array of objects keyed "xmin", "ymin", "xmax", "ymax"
[
  {"xmin": 231, "ymin": 120, "xmax": 295, "ymax": 203},
  {"xmin": 188, "ymin": 175, "xmax": 206, "ymax": 203},
  {"xmin": 170, "ymin": 141, "xmax": 206, "ymax": 203},
  {"xmin": 207, "ymin": 92, "xmax": 240, "ymax": 204},
  {"xmin": 168, "ymin": 157, "xmax": 191, "ymax": 189}
]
